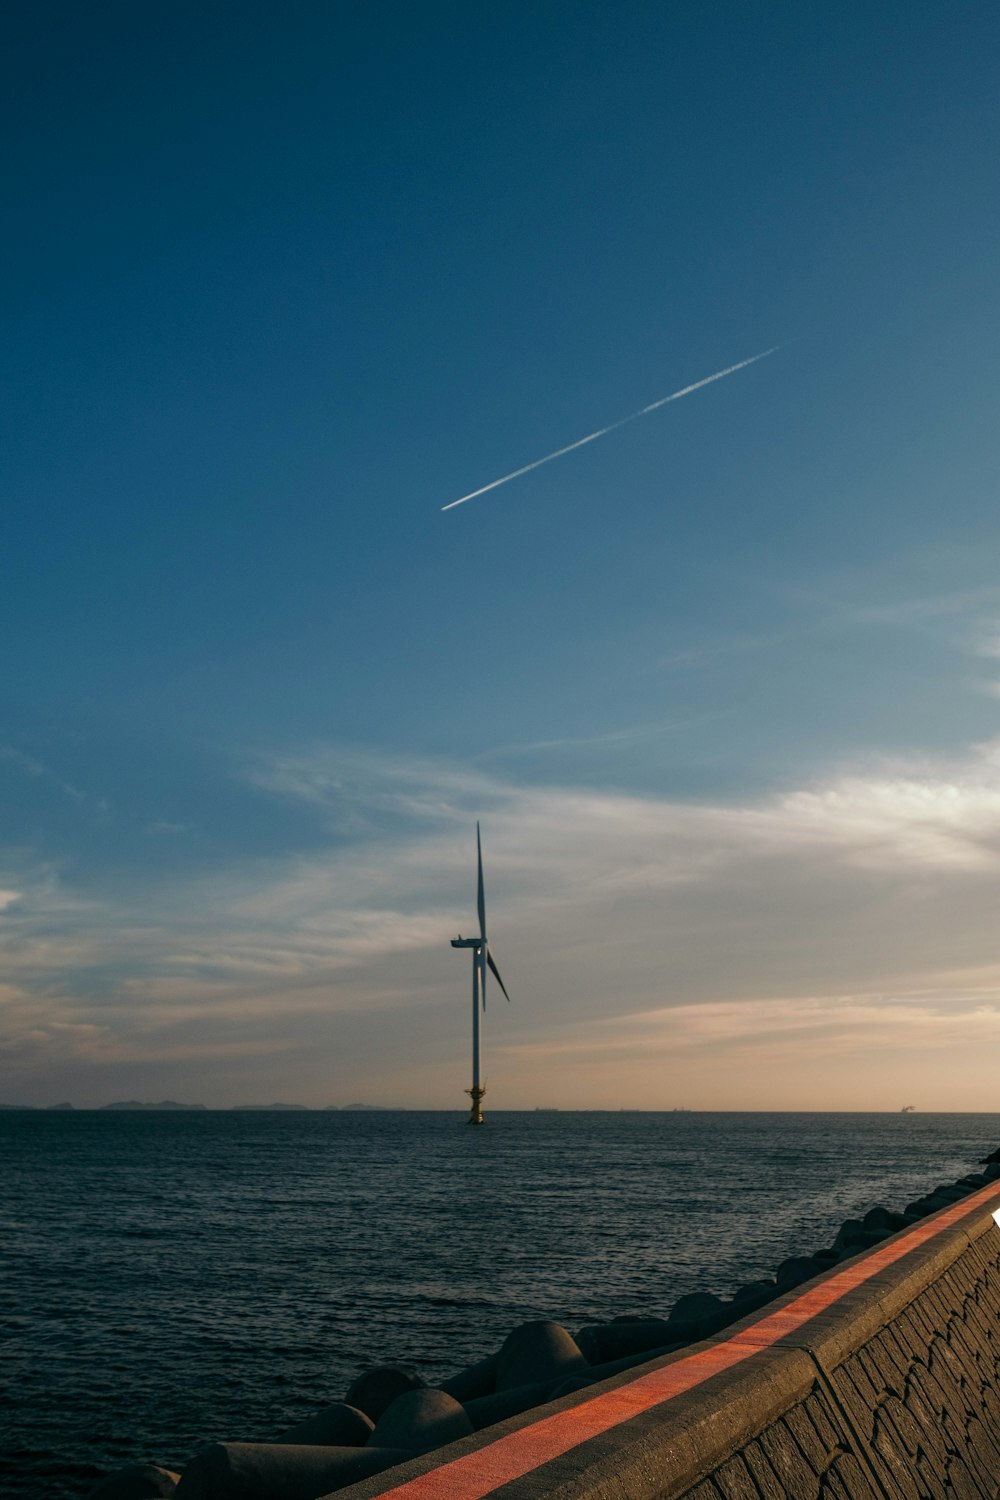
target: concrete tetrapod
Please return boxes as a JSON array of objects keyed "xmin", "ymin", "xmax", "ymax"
[
  {"xmin": 174, "ymin": 1443, "xmax": 411, "ymax": 1500},
  {"xmin": 775, "ymin": 1255, "xmax": 827, "ymax": 1291},
  {"xmin": 905, "ymin": 1191, "xmax": 964, "ymax": 1217},
  {"xmin": 732, "ymin": 1280, "xmax": 777, "ymax": 1310},
  {"xmin": 833, "ymin": 1220, "xmax": 891, "ymax": 1253},
  {"xmin": 367, "ymin": 1388, "xmax": 474, "ymax": 1454},
  {"xmin": 276, "ymin": 1402, "xmax": 375, "ymax": 1446},
  {"xmin": 574, "ymin": 1317, "xmax": 674, "ymax": 1364},
  {"xmin": 548, "ymin": 1374, "xmax": 598, "ymax": 1400},
  {"xmin": 463, "ymin": 1380, "xmax": 556, "ymax": 1432},
  {"xmin": 343, "ymin": 1368, "xmax": 424, "ymax": 1423},
  {"xmin": 928, "ymin": 1184, "xmax": 972, "ymax": 1204},
  {"xmin": 862, "ymin": 1205, "xmax": 916, "ymax": 1233},
  {"xmin": 666, "ymin": 1290, "xmax": 729, "ymax": 1335},
  {"xmin": 533, "ymin": 1339, "xmax": 691, "ymax": 1403},
  {"xmin": 494, "ymin": 1320, "xmax": 589, "ymax": 1391},
  {"xmin": 87, "ymin": 1465, "xmax": 180, "ymax": 1499},
  {"xmin": 438, "ymin": 1351, "xmax": 499, "ymax": 1402}
]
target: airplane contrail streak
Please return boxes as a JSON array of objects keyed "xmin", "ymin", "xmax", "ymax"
[{"xmin": 441, "ymin": 345, "xmax": 780, "ymax": 512}]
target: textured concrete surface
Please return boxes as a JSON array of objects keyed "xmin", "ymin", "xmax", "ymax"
[{"xmin": 330, "ymin": 1185, "xmax": 1000, "ymax": 1500}]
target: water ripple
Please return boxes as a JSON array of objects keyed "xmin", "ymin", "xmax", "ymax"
[{"xmin": 2, "ymin": 1109, "xmax": 995, "ymax": 1498}]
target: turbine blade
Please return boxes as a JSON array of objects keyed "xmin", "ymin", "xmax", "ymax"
[
  {"xmin": 476, "ymin": 822, "xmax": 486, "ymax": 940},
  {"xmin": 486, "ymin": 946, "xmax": 510, "ymax": 1002}
]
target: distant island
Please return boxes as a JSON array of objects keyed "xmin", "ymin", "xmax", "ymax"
[
  {"xmin": 102, "ymin": 1100, "xmax": 208, "ymax": 1111},
  {"xmin": 0, "ymin": 1100, "xmax": 398, "ymax": 1111},
  {"xmin": 0, "ymin": 1102, "xmax": 77, "ymax": 1111}
]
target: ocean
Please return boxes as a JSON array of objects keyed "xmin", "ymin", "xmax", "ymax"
[{"xmin": 3, "ymin": 1109, "xmax": 997, "ymax": 1499}]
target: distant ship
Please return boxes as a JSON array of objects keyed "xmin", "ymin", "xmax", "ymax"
[{"xmin": 901, "ymin": 1104, "xmax": 915, "ymax": 1113}]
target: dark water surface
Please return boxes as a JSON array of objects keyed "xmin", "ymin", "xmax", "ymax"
[{"xmin": 3, "ymin": 1109, "xmax": 997, "ymax": 1497}]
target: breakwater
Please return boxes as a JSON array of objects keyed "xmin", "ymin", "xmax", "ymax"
[{"xmin": 89, "ymin": 1150, "xmax": 1000, "ymax": 1499}]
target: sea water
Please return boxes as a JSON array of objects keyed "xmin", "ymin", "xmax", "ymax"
[{"xmin": 3, "ymin": 1109, "xmax": 996, "ymax": 1498}]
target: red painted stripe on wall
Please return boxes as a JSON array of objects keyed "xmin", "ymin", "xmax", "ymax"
[{"xmin": 367, "ymin": 1177, "xmax": 1000, "ymax": 1500}]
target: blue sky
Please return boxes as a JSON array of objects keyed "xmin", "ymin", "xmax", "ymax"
[{"xmin": 4, "ymin": 2, "xmax": 1000, "ymax": 1108}]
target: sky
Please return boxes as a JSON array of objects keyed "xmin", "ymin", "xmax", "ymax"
[{"xmin": 3, "ymin": 1, "xmax": 1000, "ymax": 1109}]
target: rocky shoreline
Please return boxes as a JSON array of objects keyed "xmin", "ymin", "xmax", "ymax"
[{"xmin": 87, "ymin": 1149, "xmax": 1000, "ymax": 1500}]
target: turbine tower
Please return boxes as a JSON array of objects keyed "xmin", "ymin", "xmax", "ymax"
[{"xmin": 451, "ymin": 823, "xmax": 510, "ymax": 1124}]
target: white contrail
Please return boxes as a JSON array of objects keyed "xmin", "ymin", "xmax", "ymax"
[{"xmin": 441, "ymin": 345, "xmax": 780, "ymax": 512}]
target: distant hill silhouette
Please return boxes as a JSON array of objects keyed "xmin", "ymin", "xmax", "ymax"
[
  {"xmin": 0, "ymin": 1102, "xmax": 76, "ymax": 1110},
  {"xmin": 0, "ymin": 1099, "xmax": 405, "ymax": 1111},
  {"xmin": 101, "ymin": 1100, "xmax": 207, "ymax": 1111}
]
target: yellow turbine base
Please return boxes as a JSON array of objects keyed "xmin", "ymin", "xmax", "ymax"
[{"xmin": 466, "ymin": 1084, "xmax": 486, "ymax": 1125}]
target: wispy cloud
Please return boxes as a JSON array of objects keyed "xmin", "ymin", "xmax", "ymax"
[
  {"xmin": 0, "ymin": 745, "xmax": 92, "ymax": 805},
  {"xmin": 649, "ymin": 632, "xmax": 789, "ymax": 673},
  {"xmin": 973, "ymin": 626, "xmax": 1000, "ymax": 660},
  {"xmin": 500, "ymin": 988, "xmax": 1000, "ymax": 1059},
  {"xmin": 8, "ymin": 735, "xmax": 1000, "ymax": 1104},
  {"xmin": 479, "ymin": 715, "xmax": 727, "ymax": 761}
]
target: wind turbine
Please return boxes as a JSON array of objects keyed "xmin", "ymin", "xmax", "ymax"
[{"xmin": 451, "ymin": 823, "xmax": 510, "ymax": 1124}]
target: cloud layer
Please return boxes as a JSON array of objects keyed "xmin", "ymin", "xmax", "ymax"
[{"xmin": 5, "ymin": 737, "xmax": 1000, "ymax": 1107}]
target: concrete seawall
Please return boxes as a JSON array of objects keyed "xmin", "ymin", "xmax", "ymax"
[{"xmin": 333, "ymin": 1179, "xmax": 1000, "ymax": 1500}]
